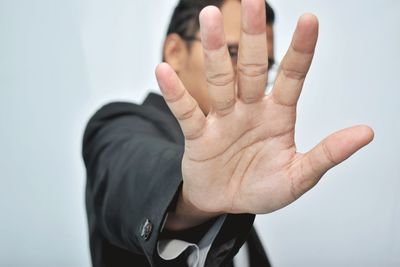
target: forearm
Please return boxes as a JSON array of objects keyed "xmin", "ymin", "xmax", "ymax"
[{"xmin": 83, "ymin": 108, "xmax": 188, "ymax": 263}]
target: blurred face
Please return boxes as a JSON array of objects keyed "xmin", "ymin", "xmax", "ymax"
[{"xmin": 165, "ymin": 0, "xmax": 274, "ymax": 114}]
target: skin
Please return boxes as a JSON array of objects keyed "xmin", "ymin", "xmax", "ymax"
[
  {"xmin": 164, "ymin": 0, "xmax": 274, "ymax": 114},
  {"xmin": 157, "ymin": 0, "xmax": 374, "ymax": 231}
]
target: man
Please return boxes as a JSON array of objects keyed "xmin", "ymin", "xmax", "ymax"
[{"xmin": 83, "ymin": 0, "xmax": 374, "ymax": 266}]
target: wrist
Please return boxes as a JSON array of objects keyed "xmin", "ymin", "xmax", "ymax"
[{"xmin": 164, "ymin": 184, "xmax": 222, "ymax": 231}]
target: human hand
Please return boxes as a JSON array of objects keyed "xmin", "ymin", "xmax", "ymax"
[{"xmin": 156, "ymin": 0, "xmax": 374, "ymax": 228}]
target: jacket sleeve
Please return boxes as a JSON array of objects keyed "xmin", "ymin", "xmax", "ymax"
[{"xmin": 82, "ymin": 102, "xmax": 185, "ymax": 265}]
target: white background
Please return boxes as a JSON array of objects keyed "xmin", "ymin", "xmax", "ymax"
[{"xmin": 0, "ymin": 0, "xmax": 399, "ymax": 266}]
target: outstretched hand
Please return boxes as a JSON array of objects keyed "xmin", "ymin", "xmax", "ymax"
[{"xmin": 156, "ymin": 0, "xmax": 374, "ymax": 227}]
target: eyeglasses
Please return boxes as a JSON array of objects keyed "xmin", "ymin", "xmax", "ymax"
[{"xmin": 182, "ymin": 36, "xmax": 278, "ymax": 93}]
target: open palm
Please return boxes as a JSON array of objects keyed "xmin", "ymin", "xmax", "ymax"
[{"xmin": 156, "ymin": 0, "xmax": 374, "ymax": 215}]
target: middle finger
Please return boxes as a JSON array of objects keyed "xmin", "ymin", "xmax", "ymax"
[{"xmin": 237, "ymin": 0, "xmax": 269, "ymax": 104}]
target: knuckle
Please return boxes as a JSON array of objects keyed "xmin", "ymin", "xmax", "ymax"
[
  {"xmin": 321, "ymin": 141, "xmax": 338, "ymax": 165},
  {"xmin": 206, "ymin": 72, "xmax": 235, "ymax": 87},
  {"xmin": 281, "ymin": 66, "xmax": 306, "ymax": 81},
  {"xmin": 184, "ymin": 122, "xmax": 206, "ymax": 141},
  {"xmin": 176, "ymin": 102, "xmax": 198, "ymax": 121},
  {"xmin": 165, "ymin": 89, "xmax": 186, "ymax": 104},
  {"xmin": 212, "ymin": 98, "xmax": 235, "ymax": 113},
  {"xmin": 237, "ymin": 62, "xmax": 268, "ymax": 78}
]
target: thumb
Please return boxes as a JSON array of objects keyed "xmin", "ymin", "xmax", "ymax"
[{"xmin": 292, "ymin": 125, "xmax": 374, "ymax": 198}]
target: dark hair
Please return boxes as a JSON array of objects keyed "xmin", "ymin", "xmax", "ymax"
[{"xmin": 166, "ymin": 0, "xmax": 275, "ymax": 39}]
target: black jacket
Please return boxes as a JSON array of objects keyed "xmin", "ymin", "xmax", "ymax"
[{"xmin": 83, "ymin": 93, "xmax": 271, "ymax": 267}]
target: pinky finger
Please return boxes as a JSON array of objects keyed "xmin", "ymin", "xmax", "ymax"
[{"xmin": 155, "ymin": 63, "xmax": 207, "ymax": 140}]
